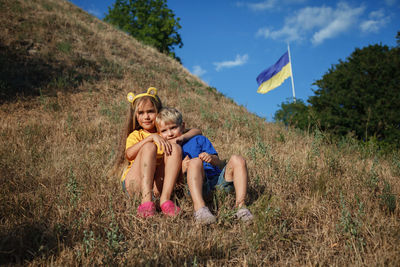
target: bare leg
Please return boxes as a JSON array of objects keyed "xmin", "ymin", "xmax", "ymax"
[
  {"xmin": 153, "ymin": 162, "xmax": 164, "ymax": 199},
  {"xmin": 223, "ymin": 155, "xmax": 248, "ymax": 208},
  {"xmin": 124, "ymin": 142, "xmax": 157, "ymax": 203},
  {"xmin": 159, "ymin": 143, "xmax": 182, "ymax": 205},
  {"xmin": 187, "ymin": 158, "xmax": 206, "ymax": 211}
]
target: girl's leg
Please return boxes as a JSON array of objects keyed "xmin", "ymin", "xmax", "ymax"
[
  {"xmin": 159, "ymin": 143, "xmax": 182, "ymax": 205},
  {"xmin": 187, "ymin": 158, "xmax": 207, "ymax": 211},
  {"xmin": 223, "ymin": 155, "xmax": 248, "ymax": 208},
  {"xmin": 124, "ymin": 142, "xmax": 157, "ymax": 203},
  {"xmin": 153, "ymin": 162, "xmax": 164, "ymax": 199}
]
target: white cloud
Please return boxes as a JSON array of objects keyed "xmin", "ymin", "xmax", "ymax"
[
  {"xmin": 384, "ymin": 0, "xmax": 396, "ymax": 6},
  {"xmin": 237, "ymin": 0, "xmax": 306, "ymax": 11},
  {"xmin": 256, "ymin": 2, "xmax": 366, "ymax": 45},
  {"xmin": 192, "ymin": 65, "xmax": 207, "ymax": 77},
  {"xmin": 213, "ymin": 54, "xmax": 249, "ymax": 71},
  {"xmin": 312, "ymin": 3, "xmax": 365, "ymax": 45},
  {"xmin": 88, "ymin": 7, "xmax": 102, "ymax": 18},
  {"xmin": 286, "ymin": 0, "xmax": 307, "ymax": 3},
  {"xmin": 360, "ymin": 9, "xmax": 389, "ymax": 33},
  {"xmin": 248, "ymin": 0, "xmax": 277, "ymax": 11},
  {"xmin": 257, "ymin": 25, "xmax": 300, "ymax": 42}
]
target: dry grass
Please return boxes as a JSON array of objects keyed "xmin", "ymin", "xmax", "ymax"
[{"xmin": 1, "ymin": 0, "xmax": 400, "ymax": 266}]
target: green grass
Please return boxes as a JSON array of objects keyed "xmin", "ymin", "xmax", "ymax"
[{"xmin": 0, "ymin": 0, "xmax": 399, "ymax": 266}]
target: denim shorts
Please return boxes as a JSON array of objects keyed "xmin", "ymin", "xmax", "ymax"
[{"xmin": 203, "ymin": 166, "xmax": 234, "ymax": 195}]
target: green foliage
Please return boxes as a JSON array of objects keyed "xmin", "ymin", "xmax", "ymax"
[
  {"xmin": 274, "ymin": 98, "xmax": 312, "ymax": 130},
  {"xmin": 275, "ymin": 33, "xmax": 400, "ymax": 149},
  {"xmin": 57, "ymin": 41, "xmax": 72, "ymax": 53},
  {"xmin": 309, "ymin": 43, "xmax": 400, "ymax": 147},
  {"xmin": 99, "ymin": 100, "xmax": 126, "ymax": 124},
  {"xmin": 379, "ymin": 181, "xmax": 396, "ymax": 213},
  {"xmin": 106, "ymin": 198, "xmax": 124, "ymax": 256},
  {"xmin": 67, "ymin": 167, "xmax": 81, "ymax": 207},
  {"xmin": 338, "ymin": 194, "xmax": 366, "ymax": 249},
  {"xmin": 247, "ymin": 138, "xmax": 268, "ymax": 162},
  {"xmin": 81, "ymin": 230, "xmax": 95, "ymax": 256},
  {"xmin": 104, "ymin": 0, "xmax": 183, "ymax": 61}
]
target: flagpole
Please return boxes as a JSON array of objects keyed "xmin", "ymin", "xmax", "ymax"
[{"xmin": 287, "ymin": 43, "xmax": 296, "ymax": 103}]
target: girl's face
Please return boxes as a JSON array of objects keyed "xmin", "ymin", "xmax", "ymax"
[{"xmin": 136, "ymin": 98, "xmax": 157, "ymax": 133}]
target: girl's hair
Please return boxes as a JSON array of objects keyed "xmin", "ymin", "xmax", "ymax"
[{"xmin": 110, "ymin": 90, "xmax": 163, "ymax": 178}]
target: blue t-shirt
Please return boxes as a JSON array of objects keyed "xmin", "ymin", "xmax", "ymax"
[{"xmin": 182, "ymin": 135, "xmax": 221, "ymax": 181}]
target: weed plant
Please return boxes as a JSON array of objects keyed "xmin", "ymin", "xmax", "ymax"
[{"xmin": 0, "ymin": 0, "xmax": 399, "ymax": 266}]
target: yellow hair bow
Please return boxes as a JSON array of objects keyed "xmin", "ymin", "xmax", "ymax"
[{"xmin": 127, "ymin": 87, "xmax": 158, "ymax": 104}]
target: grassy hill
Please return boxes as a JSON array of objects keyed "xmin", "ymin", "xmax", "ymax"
[{"xmin": 1, "ymin": 0, "xmax": 399, "ymax": 265}]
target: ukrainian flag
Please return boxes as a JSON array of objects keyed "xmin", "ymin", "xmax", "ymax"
[{"xmin": 256, "ymin": 51, "xmax": 291, "ymax": 94}]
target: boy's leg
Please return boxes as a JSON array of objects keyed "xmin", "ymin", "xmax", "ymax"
[
  {"xmin": 159, "ymin": 143, "xmax": 182, "ymax": 205},
  {"xmin": 224, "ymin": 155, "xmax": 248, "ymax": 208},
  {"xmin": 186, "ymin": 158, "xmax": 206, "ymax": 211},
  {"xmin": 187, "ymin": 158, "xmax": 216, "ymax": 224}
]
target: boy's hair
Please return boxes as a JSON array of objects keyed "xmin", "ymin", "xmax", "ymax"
[{"xmin": 156, "ymin": 107, "xmax": 183, "ymax": 128}]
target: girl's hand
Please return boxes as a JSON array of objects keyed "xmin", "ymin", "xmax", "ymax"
[
  {"xmin": 199, "ymin": 152, "xmax": 212, "ymax": 163},
  {"xmin": 151, "ymin": 134, "xmax": 172, "ymax": 156}
]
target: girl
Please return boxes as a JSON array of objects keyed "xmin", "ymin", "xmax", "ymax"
[{"xmin": 113, "ymin": 87, "xmax": 200, "ymax": 218}]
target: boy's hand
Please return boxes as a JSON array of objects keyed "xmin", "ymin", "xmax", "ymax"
[
  {"xmin": 175, "ymin": 135, "xmax": 186, "ymax": 145},
  {"xmin": 168, "ymin": 135, "xmax": 184, "ymax": 145},
  {"xmin": 182, "ymin": 155, "xmax": 190, "ymax": 173},
  {"xmin": 199, "ymin": 152, "xmax": 212, "ymax": 163}
]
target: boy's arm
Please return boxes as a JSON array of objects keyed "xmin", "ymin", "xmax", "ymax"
[
  {"xmin": 178, "ymin": 128, "xmax": 202, "ymax": 144},
  {"xmin": 199, "ymin": 152, "xmax": 225, "ymax": 169}
]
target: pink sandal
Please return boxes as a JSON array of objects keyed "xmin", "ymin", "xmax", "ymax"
[
  {"xmin": 160, "ymin": 200, "xmax": 181, "ymax": 217},
  {"xmin": 137, "ymin": 201, "xmax": 156, "ymax": 218}
]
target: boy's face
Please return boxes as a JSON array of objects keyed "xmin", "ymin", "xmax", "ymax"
[{"xmin": 157, "ymin": 120, "xmax": 184, "ymax": 140}]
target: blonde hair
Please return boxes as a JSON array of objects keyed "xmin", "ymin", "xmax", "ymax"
[
  {"xmin": 155, "ymin": 107, "xmax": 183, "ymax": 129},
  {"xmin": 110, "ymin": 92, "xmax": 163, "ymax": 178}
]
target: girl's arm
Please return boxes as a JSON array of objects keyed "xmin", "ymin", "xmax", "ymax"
[
  {"xmin": 125, "ymin": 134, "xmax": 172, "ymax": 161},
  {"xmin": 177, "ymin": 128, "xmax": 202, "ymax": 144}
]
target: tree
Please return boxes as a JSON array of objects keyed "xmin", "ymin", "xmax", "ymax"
[
  {"xmin": 308, "ymin": 43, "xmax": 400, "ymax": 146},
  {"xmin": 274, "ymin": 99, "xmax": 312, "ymax": 130},
  {"xmin": 104, "ymin": 0, "xmax": 183, "ymax": 61}
]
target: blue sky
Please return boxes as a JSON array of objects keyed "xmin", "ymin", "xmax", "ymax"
[{"xmin": 69, "ymin": 0, "xmax": 399, "ymax": 121}]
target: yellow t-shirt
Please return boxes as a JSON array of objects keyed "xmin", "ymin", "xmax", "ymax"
[{"xmin": 121, "ymin": 129, "xmax": 164, "ymax": 182}]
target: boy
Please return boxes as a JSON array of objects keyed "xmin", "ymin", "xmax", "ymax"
[{"xmin": 156, "ymin": 107, "xmax": 253, "ymax": 224}]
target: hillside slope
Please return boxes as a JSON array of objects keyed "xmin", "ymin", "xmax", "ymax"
[{"xmin": 1, "ymin": 0, "xmax": 399, "ymax": 265}]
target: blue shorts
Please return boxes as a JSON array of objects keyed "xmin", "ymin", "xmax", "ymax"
[{"xmin": 203, "ymin": 166, "xmax": 234, "ymax": 196}]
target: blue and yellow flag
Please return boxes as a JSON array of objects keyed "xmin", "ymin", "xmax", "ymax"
[{"xmin": 256, "ymin": 51, "xmax": 291, "ymax": 94}]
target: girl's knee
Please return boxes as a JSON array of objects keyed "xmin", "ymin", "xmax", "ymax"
[{"xmin": 141, "ymin": 142, "xmax": 157, "ymax": 154}]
